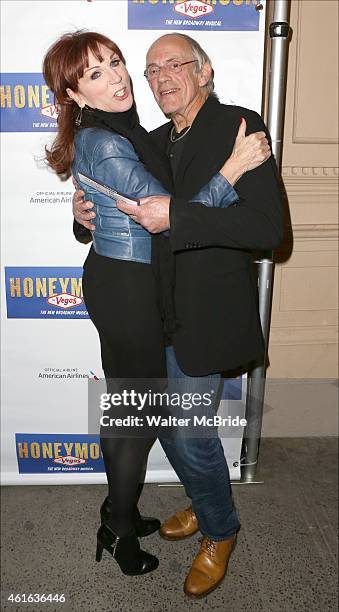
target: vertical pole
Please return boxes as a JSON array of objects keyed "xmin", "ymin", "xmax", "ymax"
[{"xmin": 241, "ymin": 0, "xmax": 291, "ymax": 482}]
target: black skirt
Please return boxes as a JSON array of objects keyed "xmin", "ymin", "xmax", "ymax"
[{"xmin": 82, "ymin": 247, "xmax": 166, "ymax": 381}]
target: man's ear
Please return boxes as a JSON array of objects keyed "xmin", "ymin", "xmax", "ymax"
[
  {"xmin": 198, "ymin": 62, "xmax": 212, "ymax": 88},
  {"xmin": 66, "ymin": 87, "xmax": 82, "ymax": 107}
]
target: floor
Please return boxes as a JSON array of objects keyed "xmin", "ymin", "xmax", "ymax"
[{"xmin": 1, "ymin": 438, "xmax": 338, "ymax": 612}]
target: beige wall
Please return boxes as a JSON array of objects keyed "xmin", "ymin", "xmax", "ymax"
[{"xmin": 266, "ymin": 0, "xmax": 338, "ymax": 378}]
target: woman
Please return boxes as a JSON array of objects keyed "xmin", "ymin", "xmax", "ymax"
[{"xmin": 43, "ymin": 30, "xmax": 270, "ymax": 577}]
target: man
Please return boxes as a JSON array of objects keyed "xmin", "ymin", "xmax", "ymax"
[{"xmin": 74, "ymin": 34, "xmax": 283, "ymax": 598}]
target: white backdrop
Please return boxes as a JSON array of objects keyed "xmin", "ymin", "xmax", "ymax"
[{"xmin": 1, "ymin": 0, "xmax": 266, "ymax": 484}]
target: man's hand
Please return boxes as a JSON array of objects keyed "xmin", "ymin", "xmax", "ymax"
[
  {"xmin": 117, "ymin": 195, "xmax": 171, "ymax": 233},
  {"xmin": 72, "ymin": 188, "xmax": 96, "ymax": 231}
]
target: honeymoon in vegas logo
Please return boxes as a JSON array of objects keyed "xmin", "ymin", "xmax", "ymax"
[
  {"xmin": 0, "ymin": 73, "xmax": 58, "ymax": 132},
  {"xmin": 15, "ymin": 433, "xmax": 105, "ymax": 474},
  {"xmin": 128, "ymin": 0, "xmax": 261, "ymax": 31},
  {"xmin": 5, "ymin": 267, "xmax": 88, "ymax": 319}
]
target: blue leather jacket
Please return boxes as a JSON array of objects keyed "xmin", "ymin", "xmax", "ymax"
[{"xmin": 73, "ymin": 128, "xmax": 238, "ymax": 263}]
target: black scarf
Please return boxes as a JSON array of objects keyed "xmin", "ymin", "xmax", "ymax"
[
  {"xmin": 81, "ymin": 104, "xmax": 173, "ymax": 190},
  {"xmin": 79, "ymin": 104, "xmax": 178, "ymax": 337}
]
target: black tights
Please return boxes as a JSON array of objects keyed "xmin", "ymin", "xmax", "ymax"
[
  {"xmin": 100, "ymin": 436, "xmax": 152, "ymax": 536},
  {"xmin": 82, "ymin": 250, "xmax": 166, "ymax": 537}
]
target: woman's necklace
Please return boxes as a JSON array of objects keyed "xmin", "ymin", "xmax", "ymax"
[{"xmin": 169, "ymin": 124, "xmax": 192, "ymax": 143}]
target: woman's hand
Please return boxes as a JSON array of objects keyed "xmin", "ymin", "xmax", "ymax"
[
  {"xmin": 72, "ymin": 185, "xmax": 96, "ymax": 231},
  {"xmin": 220, "ymin": 118, "xmax": 271, "ymax": 185}
]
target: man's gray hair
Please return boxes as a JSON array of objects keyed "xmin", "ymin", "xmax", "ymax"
[{"xmin": 172, "ymin": 33, "xmax": 215, "ymax": 95}]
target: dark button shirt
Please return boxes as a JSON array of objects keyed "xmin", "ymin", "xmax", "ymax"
[{"xmin": 166, "ymin": 127, "xmax": 190, "ymax": 179}]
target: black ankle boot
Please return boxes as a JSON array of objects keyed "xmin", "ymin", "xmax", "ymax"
[
  {"xmin": 100, "ymin": 497, "xmax": 161, "ymax": 538},
  {"xmin": 96, "ymin": 523, "xmax": 159, "ymax": 576},
  {"xmin": 133, "ymin": 505, "xmax": 161, "ymax": 537}
]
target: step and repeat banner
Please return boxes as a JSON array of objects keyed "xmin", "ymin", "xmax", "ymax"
[{"xmin": 1, "ymin": 0, "xmax": 266, "ymax": 485}]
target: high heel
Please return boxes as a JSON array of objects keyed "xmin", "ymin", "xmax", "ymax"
[
  {"xmin": 95, "ymin": 539, "xmax": 105, "ymax": 562},
  {"xmin": 100, "ymin": 497, "xmax": 160, "ymax": 538},
  {"xmin": 96, "ymin": 523, "xmax": 159, "ymax": 576}
]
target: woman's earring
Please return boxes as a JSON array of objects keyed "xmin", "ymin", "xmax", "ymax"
[{"xmin": 75, "ymin": 106, "xmax": 83, "ymax": 127}]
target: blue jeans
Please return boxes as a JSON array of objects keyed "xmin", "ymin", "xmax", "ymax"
[{"xmin": 158, "ymin": 346, "xmax": 240, "ymax": 541}]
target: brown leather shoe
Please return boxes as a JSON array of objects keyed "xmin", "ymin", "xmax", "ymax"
[
  {"xmin": 184, "ymin": 534, "xmax": 237, "ymax": 598},
  {"xmin": 159, "ymin": 506, "xmax": 199, "ymax": 540}
]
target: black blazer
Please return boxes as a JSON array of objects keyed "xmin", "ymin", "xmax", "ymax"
[{"xmin": 149, "ymin": 96, "xmax": 284, "ymax": 376}]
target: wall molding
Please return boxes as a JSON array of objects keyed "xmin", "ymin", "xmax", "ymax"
[
  {"xmin": 289, "ymin": 224, "xmax": 339, "ymax": 239},
  {"xmin": 270, "ymin": 325, "xmax": 338, "ymax": 346},
  {"xmin": 292, "ymin": 1, "xmax": 339, "ymax": 145},
  {"xmin": 281, "ymin": 167, "xmax": 338, "ymax": 207},
  {"xmin": 266, "ymin": 2, "xmax": 338, "ymax": 378},
  {"xmin": 282, "ymin": 166, "xmax": 339, "ymax": 178}
]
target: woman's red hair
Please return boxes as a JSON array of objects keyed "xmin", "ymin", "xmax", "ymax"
[{"xmin": 43, "ymin": 30, "xmax": 125, "ymax": 179}]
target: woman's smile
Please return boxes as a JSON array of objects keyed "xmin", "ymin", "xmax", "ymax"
[{"xmin": 114, "ymin": 87, "xmax": 129, "ymax": 100}]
